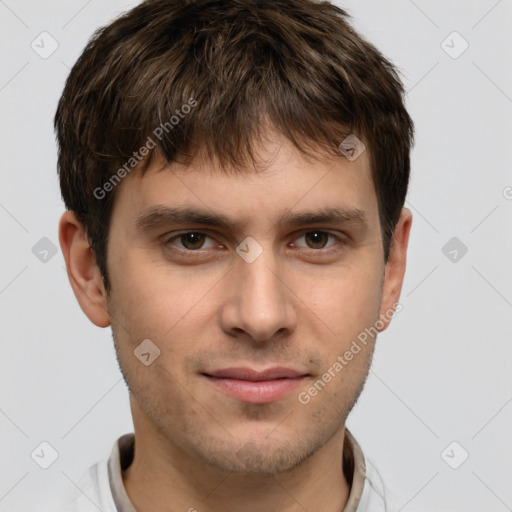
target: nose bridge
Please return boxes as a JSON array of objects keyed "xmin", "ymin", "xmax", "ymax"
[
  {"xmin": 221, "ymin": 239, "xmax": 297, "ymax": 341},
  {"xmin": 242, "ymin": 249, "xmax": 283, "ymax": 309}
]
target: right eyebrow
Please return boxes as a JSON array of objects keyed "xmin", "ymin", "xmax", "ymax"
[{"xmin": 135, "ymin": 205, "xmax": 238, "ymax": 231}]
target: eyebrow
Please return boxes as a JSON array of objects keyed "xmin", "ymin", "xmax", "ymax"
[{"xmin": 134, "ymin": 205, "xmax": 368, "ymax": 232}]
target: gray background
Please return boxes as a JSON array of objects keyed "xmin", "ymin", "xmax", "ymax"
[{"xmin": 1, "ymin": 0, "xmax": 511, "ymax": 510}]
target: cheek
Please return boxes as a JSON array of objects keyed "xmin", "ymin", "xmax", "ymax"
[
  {"xmin": 301, "ymin": 265, "xmax": 383, "ymax": 342},
  {"xmin": 109, "ymin": 250, "xmax": 219, "ymax": 342}
]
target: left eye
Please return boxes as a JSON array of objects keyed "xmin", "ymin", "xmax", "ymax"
[{"xmin": 292, "ymin": 231, "xmax": 339, "ymax": 250}]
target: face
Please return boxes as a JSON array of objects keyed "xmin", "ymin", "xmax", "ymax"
[{"xmin": 101, "ymin": 134, "xmax": 403, "ymax": 475}]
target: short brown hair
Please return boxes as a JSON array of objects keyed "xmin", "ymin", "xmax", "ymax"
[{"xmin": 55, "ymin": 0, "xmax": 414, "ymax": 293}]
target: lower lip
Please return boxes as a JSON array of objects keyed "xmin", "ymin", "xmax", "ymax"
[{"xmin": 204, "ymin": 375, "xmax": 306, "ymax": 404}]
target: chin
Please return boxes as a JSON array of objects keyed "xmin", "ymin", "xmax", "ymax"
[{"xmin": 191, "ymin": 434, "xmax": 320, "ymax": 476}]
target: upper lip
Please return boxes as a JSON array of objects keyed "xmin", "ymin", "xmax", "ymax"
[{"xmin": 204, "ymin": 367, "xmax": 307, "ymax": 381}]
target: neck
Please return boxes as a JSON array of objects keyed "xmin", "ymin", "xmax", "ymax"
[{"xmin": 122, "ymin": 424, "xmax": 351, "ymax": 512}]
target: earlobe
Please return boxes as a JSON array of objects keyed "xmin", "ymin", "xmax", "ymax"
[
  {"xmin": 58, "ymin": 210, "xmax": 111, "ymax": 328},
  {"xmin": 378, "ymin": 208, "xmax": 413, "ymax": 332}
]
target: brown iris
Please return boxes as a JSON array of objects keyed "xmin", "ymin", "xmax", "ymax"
[
  {"xmin": 179, "ymin": 232, "xmax": 206, "ymax": 250},
  {"xmin": 303, "ymin": 231, "xmax": 330, "ymax": 249}
]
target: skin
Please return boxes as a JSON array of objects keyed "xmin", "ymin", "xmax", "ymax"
[{"xmin": 59, "ymin": 132, "xmax": 412, "ymax": 512}]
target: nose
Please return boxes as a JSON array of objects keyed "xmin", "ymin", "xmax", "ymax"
[{"xmin": 218, "ymin": 247, "xmax": 298, "ymax": 343}]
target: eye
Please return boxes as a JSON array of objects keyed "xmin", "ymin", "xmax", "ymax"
[
  {"xmin": 292, "ymin": 230, "xmax": 341, "ymax": 250},
  {"xmin": 165, "ymin": 231, "xmax": 218, "ymax": 251},
  {"xmin": 163, "ymin": 230, "xmax": 344, "ymax": 256}
]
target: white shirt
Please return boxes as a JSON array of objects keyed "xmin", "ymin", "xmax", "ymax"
[{"xmin": 54, "ymin": 429, "xmax": 393, "ymax": 511}]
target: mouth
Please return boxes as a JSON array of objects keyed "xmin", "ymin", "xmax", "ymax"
[{"xmin": 202, "ymin": 367, "xmax": 309, "ymax": 404}]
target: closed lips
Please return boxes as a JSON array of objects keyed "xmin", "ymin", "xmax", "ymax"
[
  {"xmin": 202, "ymin": 367, "xmax": 309, "ymax": 403},
  {"xmin": 203, "ymin": 367, "xmax": 308, "ymax": 380}
]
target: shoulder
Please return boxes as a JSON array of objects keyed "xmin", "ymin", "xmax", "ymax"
[
  {"xmin": 357, "ymin": 457, "xmax": 398, "ymax": 512},
  {"xmin": 345, "ymin": 428, "xmax": 398, "ymax": 512}
]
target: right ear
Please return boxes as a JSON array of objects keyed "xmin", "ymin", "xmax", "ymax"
[{"xmin": 58, "ymin": 210, "xmax": 110, "ymax": 327}]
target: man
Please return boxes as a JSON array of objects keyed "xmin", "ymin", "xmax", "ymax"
[{"xmin": 56, "ymin": 0, "xmax": 414, "ymax": 510}]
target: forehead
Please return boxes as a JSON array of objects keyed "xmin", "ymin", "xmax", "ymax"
[{"xmin": 111, "ymin": 134, "xmax": 378, "ymax": 234}]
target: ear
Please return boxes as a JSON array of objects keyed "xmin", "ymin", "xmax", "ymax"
[
  {"xmin": 378, "ymin": 208, "xmax": 413, "ymax": 332},
  {"xmin": 58, "ymin": 210, "xmax": 110, "ymax": 328}
]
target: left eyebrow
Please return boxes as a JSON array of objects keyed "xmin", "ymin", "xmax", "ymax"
[
  {"xmin": 280, "ymin": 207, "xmax": 367, "ymax": 229},
  {"xmin": 134, "ymin": 205, "xmax": 368, "ymax": 232}
]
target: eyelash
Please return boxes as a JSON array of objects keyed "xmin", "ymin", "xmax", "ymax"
[{"xmin": 163, "ymin": 230, "xmax": 346, "ymax": 256}]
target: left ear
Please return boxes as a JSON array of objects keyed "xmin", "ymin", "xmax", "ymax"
[{"xmin": 378, "ymin": 208, "xmax": 413, "ymax": 332}]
